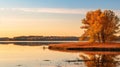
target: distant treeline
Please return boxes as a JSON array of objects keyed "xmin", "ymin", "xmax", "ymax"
[
  {"xmin": 0, "ymin": 36, "xmax": 119, "ymax": 41},
  {"xmin": 0, "ymin": 36, "xmax": 79, "ymax": 41}
]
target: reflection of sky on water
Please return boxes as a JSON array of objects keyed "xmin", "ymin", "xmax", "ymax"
[
  {"xmin": 0, "ymin": 43, "xmax": 119, "ymax": 67},
  {"xmin": 0, "ymin": 44, "xmax": 81, "ymax": 67}
]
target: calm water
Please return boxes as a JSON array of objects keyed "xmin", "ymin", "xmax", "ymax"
[{"xmin": 0, "ymin": 42, "xmax": 119, "ymax": 67}]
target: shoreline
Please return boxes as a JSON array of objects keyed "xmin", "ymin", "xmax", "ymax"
[{"xmin": 49, "ymin": 42, "xmax": 120, "ymax": 52}]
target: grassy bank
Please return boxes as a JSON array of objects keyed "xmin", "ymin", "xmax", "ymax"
[{"xmin": 49, "ymin": 42, "xmax": 120, "ymax": 51}]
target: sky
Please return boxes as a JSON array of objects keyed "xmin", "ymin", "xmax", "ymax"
[{"xmin": 0, "ymin": 0, "xmax": 119, "ymax": 37}]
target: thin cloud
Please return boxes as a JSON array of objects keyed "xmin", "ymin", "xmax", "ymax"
[
  {"xmin": 0, "ymin": 8, "xmax": 92, "ymax": 15},
  {"xmin": 113, "ymin": 10, "xmax": 120, "ymax": 17},
  {"xmin": 0, "ymin": 8, "xmax": 120, "ymax": 16}
]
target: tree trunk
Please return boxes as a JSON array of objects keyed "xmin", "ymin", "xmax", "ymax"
[
  {"xmin": 101, "ymin": 32, "xmax": 105, "ymax": 43},
  {"xmin": 97, "ymin": 33, "xmax": 101, "ymax": 43}
]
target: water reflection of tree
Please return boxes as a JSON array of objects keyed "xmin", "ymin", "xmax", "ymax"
[{"xmin": 80, "ymin": 53, "xmax": 120, "ymax": 67}]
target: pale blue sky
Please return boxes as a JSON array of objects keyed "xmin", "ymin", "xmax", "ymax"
[
  {"xmin": 0, "ymin": 0, "xmax": 119, "ymax": 37},
  {"xmin": 0, "ymin": 0, "xmax": 119, "ymax": 9}
]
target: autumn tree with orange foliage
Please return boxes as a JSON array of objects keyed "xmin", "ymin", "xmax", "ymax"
[{"xmin": 80, "ymin": 9, "xmax": 120, "ymax": 43}]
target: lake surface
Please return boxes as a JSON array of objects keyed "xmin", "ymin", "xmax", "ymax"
[{"xmin": 0, "ymin": 41, "xmax": 119, "ymax": 67}]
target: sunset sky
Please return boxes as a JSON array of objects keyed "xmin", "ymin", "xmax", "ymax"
[{"xmin": 0, "ymin": 0, "xmax": 119, "ymax": 37}]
